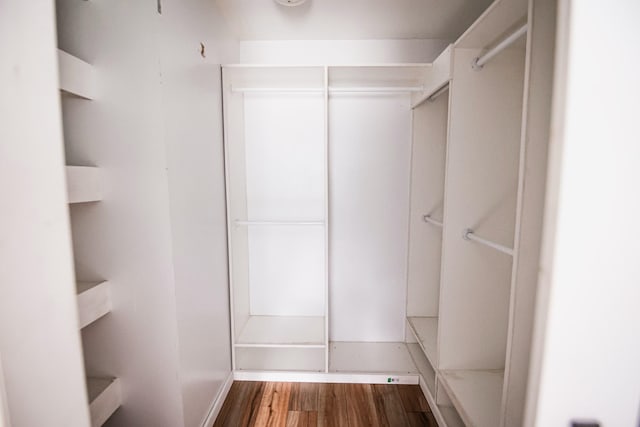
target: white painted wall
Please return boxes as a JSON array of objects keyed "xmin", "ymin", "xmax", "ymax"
[
  {"xmin": 56, "ymin": 0, "xmax": 237, "ymax": 426},
  {"xmin": 0, "ymin": 1, "xmax": 90, "ymax": 426},
  {"xmin": 158, "ymin": 1, "xmax": 237, "ymax": 426},
  {"xmin": 239, "ymin": 39, "xmax": 450, "ymax": 65},
  {"xmin": 243, "ymin": 94, "xmax": 326, "ymax": 316},
  {"xmin": 526, "ymin": 1, "xmax": 640, "ymax": 426},
  {"xmin": 329, "ymin": 95, "xmax": 412, "ymax": 342}
]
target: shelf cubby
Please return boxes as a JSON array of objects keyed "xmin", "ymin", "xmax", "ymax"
[
  {"xmin": 76, "ymin": 281, "xmax": 111, "ymax": 329},
  {"xmin": 66, "ymin": 166, "xmax": 102, "ymax": 204},
  {"xmin": 57, "ymin": 49, "xmax": 97, "ymax": 100},
  {"xmin": 87, "ymin": 377, "xmax": 122, "ymax": 427}
]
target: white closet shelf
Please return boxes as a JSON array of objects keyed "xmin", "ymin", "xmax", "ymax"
[
  {"xmin": 87, "ymin": 377, "xmax": 121, "ymax": 427},
  {"xmin": 58, "ymin": 49, "xmax": 97, "ymax": 99},
  {"xmin": 454, "ymin": 0, "xmax": 528, "ymax": 49},
  {"xmin": 407, "ymin": 316, "xmax": 438, "ymax": 368},
  {"xmin": 77, "ymin": 281, "xmax": 111, "ymax": 329},
  {"xmin": 329, "ymin": 342, "xmax": 418, "ymax": 375},
  {"xmin": 66, "ymin": 166, "xmax": 103, "ymax": 204},
  {"xmin": 235, "ymin": 316, "xmax": 325, "ymax": 348},
  {"xmin": 234, "ymin": 220, "xmax": 325, "ymax": 226},
  {"xmin": 439, "ymin": 369, "xmax": 504, "ymax": 427}
]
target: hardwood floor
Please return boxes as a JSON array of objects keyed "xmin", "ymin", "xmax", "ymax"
[{"xmin": 214, "ymin": 382, "xmax": 437, "ymax": 427}]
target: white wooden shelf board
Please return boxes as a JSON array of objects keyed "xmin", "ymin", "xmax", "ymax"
[
  {"xmin": 235, "ymin": 316, "xmax": 325, "ymax": 347},
  {"xmin": 329, "ymin": 342, "xmax": 418, "ymax": 375},
  {"xmin": 407, "ymin": 316, "xmax": 438, "ymax": 368},
  {"xmin": 66, "ymin": 166, "xmax": 102, "ymax": 204},
  {"xmin": 439, "ymin": 370, "xmax": 504, "ymax": 427},
  {"xmin": 87, "ymin": 377, "xmax": 121, "ymax": 427},
  {"xmin": 77, "ymin": 281, "xmax": 111, "ymax": 329},
  {"xmin": 58, "ymin": 49, "xmax": 97, "ymax": 99},
  {"xmin": 454, "ymin": 0, "xmax": 528, "ymax": 49}
]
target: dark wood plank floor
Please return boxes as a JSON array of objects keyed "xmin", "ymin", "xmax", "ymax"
[{"xmin": 214, "ymin": 381, "xmax": 437, "ymax": 427}]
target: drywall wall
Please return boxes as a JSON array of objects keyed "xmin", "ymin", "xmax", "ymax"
[
  {"xmin": 527, "ymin": 0, "xmax": 640, "ymax": 425},
  {"xmin": 158, "ymin": 1, "xmax": 237, "ymax": 425},
  {"xmin": 55, "ymin": 0, "xmax": 238, "ymax": 425},
  {"xmin": 329, "ymin": 95, "xmax": 412, "ymax": 342},
  {"xmin": 0, "ymin": 1, "xmax": 90, "ymax": 426},
  {"xmin": 239, "ymin": 39, "xmax": 450, "ymax": 64}
]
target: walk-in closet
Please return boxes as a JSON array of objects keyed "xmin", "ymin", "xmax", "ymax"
[{"xmin": 3, "ymin": 0, "xmax": 640, "ymax": 426}]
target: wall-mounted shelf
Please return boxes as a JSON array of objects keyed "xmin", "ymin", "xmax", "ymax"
[
  {"xmin": 407, "ymin": 316, "xmax": 438, "ymax": 368},
  {"xmin": 439, "ymin": 370, "xmax": 504, "ymax": 427},
  {"xmin": 87, "ymin": 377, "xmax": 121, "ymax": 427},
  {"xmin": 66, "ymin": 166, "xmax": 102, "ymax": 204},
  {"xmin": 235, "ymin": 315, "xmax": 325, "ymax": 348},
  {"xmin": 77, "ymin": 281, "xmax": 111, "ymax": 329},
  {"xmin": 235, "ymin": 220, "xmax": 325, "ymax": 227},
  {"xmin": 57, "ymin": 49, "xmax": 97, "ymax": 100}
]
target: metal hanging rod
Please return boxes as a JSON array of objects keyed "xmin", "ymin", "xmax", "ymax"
[
  {"xmin": 462, "ymin": 228, "xmax": 514, "ymax": 256},
  {"xmin": 411, "ymin": 81, "xmax": 450, "ymax": 109},
  {"xmin": 471, "ymin": 22, "xmax": 528, "ymax": 71},
  {"xmin": 231, "ymin": 86, "xmax": 424, "ymax": 94},
  {"xmin": 422, "ymin": 215, "xmax": 443, "ymax": 228},
  {"xmin": 235, "ymin": 220, "xmax": 325, "ymax": 226}
]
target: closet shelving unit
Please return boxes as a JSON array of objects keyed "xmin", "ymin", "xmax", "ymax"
[
  {"xmin": 224, "ymin": 63, "xmax": 435, "ymax": 379},
  {"xmin": 66, "ymin": 166, "xmax": 102, "ymax": 204},
  {"xmin": 404, "ymin": 45, "xmax": 465, "ymax": 427},
  {"xmin": 224, "ymin": 66, "xmax": 329, "ymax": 372},
  {"xmin": 435, "ymin": 0, "xmax": 537, "ymax": 426},
  {"xmin": 57, "ymin": 5, "xmax": 120, "ymax": 424},
  {"xmin": 400, "ymin": 0, "xmax": 553, "ymax": 425},
  {"xmin": 327, "ymin": 63, "xmax": 430, "ymax": 378}
]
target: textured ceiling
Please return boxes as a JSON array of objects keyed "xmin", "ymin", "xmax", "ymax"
[{"xmin": 215, "ymin": 0, "xmax": 494, "ymax": 41}]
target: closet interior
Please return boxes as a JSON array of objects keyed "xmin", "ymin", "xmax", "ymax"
[
  {"xmin": 43, "ymin": 0, "xmax": 555, "ymax": 425},
  {"xmin": 222, "ymin": 0, "xmax": 552, "ymax": 426}
]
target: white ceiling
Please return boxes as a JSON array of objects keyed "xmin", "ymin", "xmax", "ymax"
[{"xmin": 215, "ymin": 0, "xmax": 494, "ymax": 41}]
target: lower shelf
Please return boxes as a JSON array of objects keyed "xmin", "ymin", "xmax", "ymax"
[
  {"xmin": 235, "ymin": 315, "xmax": 325, "ymax": 347},
  {"xmin": 407, "ymin": 316, "xmax": 438, "ymax": 367},
  {"xmin": 329, "ymin": 342, "xmax": 417, "ymax": 374},
  {"xmin": 87, "ymin": 377, "xmax": 121, "ymax": 427},
  {"xmin": 77, "ymin": 281, "xmax": 111, "ymax": 329},
  {"xmin": 439, "ymin": 369, "xmax": 504, "ymax": 427},
  {"xmin": 235, "ymin": 346, "xmax": 325, "ymax": 372}
]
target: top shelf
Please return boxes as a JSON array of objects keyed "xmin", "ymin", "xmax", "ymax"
[{"xmin": 455, "ymin": 0, "xmax": 528, "ymax": 49}]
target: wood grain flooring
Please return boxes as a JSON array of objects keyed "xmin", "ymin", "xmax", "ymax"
[{"xmin": 214, "ymin": 381, "xmax": 437, "ymax": 427}]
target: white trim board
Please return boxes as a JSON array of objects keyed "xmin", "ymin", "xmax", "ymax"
[
  {"xmin": 201, "ymin": 372, "xmax": 234, "ymax": 427},
  {"xmin": 233, "ymin": 371, "xmax": 419, "ymax": 385}
]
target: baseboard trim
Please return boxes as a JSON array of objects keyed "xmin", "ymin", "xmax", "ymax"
[
  {"xmin": 201, "ymin": 372, "xmax": 234, "ymax": 427},
  {"xmin": 233, "ymin": 370, "xmax": 419, "ymax": 385}
]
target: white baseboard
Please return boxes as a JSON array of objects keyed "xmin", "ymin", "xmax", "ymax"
[
  {"xmin": 201, "ymin": 372, "xmax": 234, "ymax": 427},
  {"xmin": 233, "ymin": 370, "xmax": 419, "ymax": 385}
]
